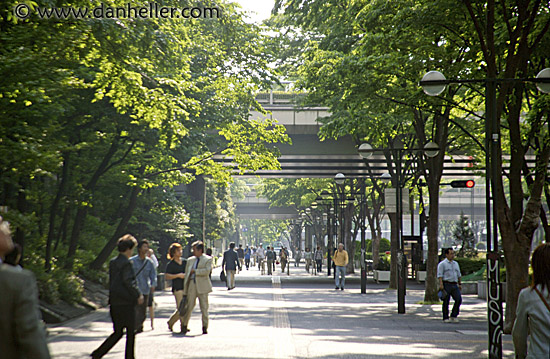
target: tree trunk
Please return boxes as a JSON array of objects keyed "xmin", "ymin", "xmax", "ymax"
[
  {"xmin": 65, "ymin": 139, "xmax": 120, "ymax": 270},
  {"xmin": 46, "ymin": 153, "xmax": 70, "ymax": 271},
  {"xmin": 54, "ymin": 205, "xmax": 71, "ymax": 251},
  {"xmin": 368, "ymin": 216, "xmax": 380, "ymax": 269},
  {"xmin": 15, "ymin": 181, "xmax": 27, "ymax": 264},
  {"xmin": 389, "ymin": 212, "xmax": 398, "ymax": 289},
  {"xmin": 413, "ymin": 107, "xmax": 448, "ymax": 302},
  {"xmin": 424, "ymin": 183, "xmax": 440, "ymax": 302},
  {"xmin": 345, "ymin": 203, "xmax": 355, "ymax": 274},
  {"xmin": 90, "ymin": 185, "xmax": 142, "ymax": 270},
  {"xmin": 501, "ymin": 145, "xmax": 550, "ymax": 333}
]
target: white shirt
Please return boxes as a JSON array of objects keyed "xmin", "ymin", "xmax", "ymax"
[
  {"xmin": 512, "ymin": 285, "xmax": 550, "ymax": 358},
  {"xmin": 256, "ymin": 248, "xmax": 265, "ymax": 259},
  {"xmin": 437, "ymin": 258, "xmax": 461, "ymax": 282},
  {"xmin": 148, "ymin": 254, "xmax": 159, "ymax": 268}
]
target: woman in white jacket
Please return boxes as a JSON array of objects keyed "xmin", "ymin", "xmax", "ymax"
[{"xmin": 512, "ymin": 243, "xmax": 550, "ymax": 359}]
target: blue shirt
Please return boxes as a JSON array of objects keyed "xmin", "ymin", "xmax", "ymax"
[
  {"xmin": 437, "ymin": 258, "xmax": 461, "ymax": 282},
  {"xmin": 130, "ymin": 255, "xmax": 157, "ymax": 295}
]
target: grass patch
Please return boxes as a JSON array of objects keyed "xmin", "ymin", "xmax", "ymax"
[{"xmin": 416, "ymin": 300, "xmax": 441, "ymax": 305}]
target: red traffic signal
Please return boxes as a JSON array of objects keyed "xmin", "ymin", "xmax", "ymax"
[{"xmin": 450, "ymin": 180, "xmax": 475, "ymax": 188}]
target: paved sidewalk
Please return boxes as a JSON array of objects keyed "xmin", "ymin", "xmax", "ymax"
[{"xmin": 47, "ymin": 263, "xmax": 515, "ymax": 358}]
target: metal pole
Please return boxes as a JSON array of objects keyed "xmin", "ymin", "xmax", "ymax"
[
  {"xmin": 486, "ymin": 79, "xmax": 503, "ymax": 359},
  {"xmin": 397, "ymin": 149, "xmax": 406, "ymax": 314},
  {"xmin": 333, "ymin": 196, "xmax": 338, "ymax": 280},
  {"xmin": 327, "ymin": 208, "xmax": 332, "ymax": 276},
  {"xmin": 340, "ymin": 185, "xmax": 344, "ymax": 246},
  {"xmin": 360, "ymin": 178, "xmax": 367, "ymax": 294}
]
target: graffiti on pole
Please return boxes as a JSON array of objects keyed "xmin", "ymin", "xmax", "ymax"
[{"xmin": 487, "ymin": 252, "xmax": 503, "ymax": 359}]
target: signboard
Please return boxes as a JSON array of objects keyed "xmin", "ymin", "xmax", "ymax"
[{"xmin": 384, "ymin": 188, "xmax": 409, "ymax": 213}]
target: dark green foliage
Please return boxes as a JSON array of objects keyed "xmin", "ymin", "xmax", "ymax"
[
  {"xmin": 366, "ymin": 238, "xmax": 391, "ymax": 253},
  {"xmin": 453, "ymin": 212, "xmax": 478, "ymax": 258},
  {"xmin": 54, "ymin": 271, "xmax": 84, "ymax": 304},
  {"xmin": 454, "ymin": 257, "xmax": 485, "ymax": 276},
  {"xmin": 377, "ymin": 254, "xmax": 391, "ymax": 271}
]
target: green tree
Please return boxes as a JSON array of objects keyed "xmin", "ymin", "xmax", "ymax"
[
  {"xmin": 453, "ymin": 212, "xmax": 477, "ymax": 258},
  {"xmin": 0, "ymin": 0, "xmax": 290, "ymax": 300}
]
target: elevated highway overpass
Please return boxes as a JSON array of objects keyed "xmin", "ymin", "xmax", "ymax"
[{"xmin": 218, "ymin": 90, "xmax": 546, "ymax": 225}]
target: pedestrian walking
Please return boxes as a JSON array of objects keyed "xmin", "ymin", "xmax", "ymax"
[
  {"xmin": 0, "ymin": 217, "xmax": 51, "ymax": 359},
  {"xmin": 222, "ymin": 242, "xmax": 240, "ymax": 290},
  {"xmin": 244, "ymin": 245, "xmax": 251, "ymax": 270},
  {"xmin": 130, "ymin": 240, "xmax": 157, "ymax": 333},
  {"xmin": 314, "ymin": 245, "xmax": 324, "ymax": 273},
  {"xmin": 181, "ymin": 241, "xmax": 212, "ymax": 335},
  {"xmin": 266, "ymin": 246, "xmax": 275, "ymax": 275},
  {"xmin": 251, "ymin": 246, "xmax": 256, "ymax": 267},
  {"xmin": 280, "ymin": 247, "xmax": 289, "ymax": 273},
  {"xmin": 165, "ymin": 243, "xmax": 187, "ymax": 333},
  {"xmin": 512, "ymin": 243, "xmax": 550, "ymax": 358},
  {"xmin": 91, "ymin": 234, "xmax": 144, "ymax": 359},
  {"xmin": 256, "ymin": 245, "xmax": 266, "ymax": 275},
  {"xmin": 236, "ymin": 244, "xmax": 245, "ymax": 273},
  {"xmin": 304, "ymin": 247, "xmax": 313, "ymax": 273},
  {"xmin": 146, "ymin": 248, "xmax": 158, "ymax": 330},
  {"xmin": 294, "ymin": 246, "xmax": 302, "ymax": 267},
  {"xmin": 437, "ymin": 248, "xmax": 462, "ymax": 323},
  {"xmin": 332, "ymin": 243, "xmax": 349, "ymax": 290}
]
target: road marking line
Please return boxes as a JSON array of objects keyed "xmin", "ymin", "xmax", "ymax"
[{"xmin": 272, "ymin": 277, "xmax": 296, "ymax": 358}]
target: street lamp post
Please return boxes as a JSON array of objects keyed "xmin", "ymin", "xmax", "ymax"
[
  {"xmin": 359, "ymin": 177, "xmax": 367, "ymax": 294},
  {"xmin": 360, "ymin": 141, "xmax": 439, "ymax": 314},
  {"xmin": 334, "ymin": 173, "xmax": 346, "ymax": 281},
  {"xmin": 327, "ymin": 207, "xmax": 334, "ymax": 275},
  {"xmin": 334, "ymin": 173, "xmax": 346, "ymax": 247},
  {"xmin": 420, "ymin": 69, "xmax": 550, "ymax": 359}
]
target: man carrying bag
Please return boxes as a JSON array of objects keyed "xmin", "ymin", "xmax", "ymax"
[{"xmin": 180, "ymin": 241, "xmax": 212, "ymax": 335}]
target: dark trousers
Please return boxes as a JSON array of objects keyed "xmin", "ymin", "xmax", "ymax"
[
  {"xmin": 92, "ymin": 305, "xmax": 136, "ymax": 359},
  {"xmin": 316, "ymin": 259, "xmax": 323, "ymax": 273},
  {"xmin": 245, "ymin": 258, "xmax": 250, "ymax": 269},
  {"xmin": 442, "ymin": 283, "xmax": 462, "ymax": 320},
  {"xmin": 135, "ymin": 294, "xmax": 149, "ymax": 330}
]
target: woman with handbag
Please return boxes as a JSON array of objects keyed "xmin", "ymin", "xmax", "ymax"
[
  {"xmin": 512, "ymin": 243, "xmax": 550, "ymax": 358},
  {"xmin": 165, "ymin": 243, "xmax": 187, "ymax": 333}
]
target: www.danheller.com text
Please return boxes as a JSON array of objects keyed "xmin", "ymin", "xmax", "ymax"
[{"xmin": 13, "ymin": 2, "xmax": 221, "ymax": 20}]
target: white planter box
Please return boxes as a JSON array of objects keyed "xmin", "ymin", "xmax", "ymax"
[
  {"xmin": 477, "ymin": 280, "xmax": 507, "ymax": 301},
  {"xmin": 416, "ymin": 271, "xmax": 427, "ymax": 282},
  {"xmin": 374, "ymin": 270, "xmax": 391, "ymax": 283}
]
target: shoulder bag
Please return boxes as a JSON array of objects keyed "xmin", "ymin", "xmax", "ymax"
[{"xmin": 178, "ymin": 265, "xmax": 192, "ymax": 316}]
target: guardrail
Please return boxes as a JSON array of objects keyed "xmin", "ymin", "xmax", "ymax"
[{"xmin": 255, "ymin": 92, "xmax": 307, "ymax": 105}]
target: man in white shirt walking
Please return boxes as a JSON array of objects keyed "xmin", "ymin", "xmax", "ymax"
[{"xmin": 437, "ymin": 248, "xmax": 462, "ymax": 323}]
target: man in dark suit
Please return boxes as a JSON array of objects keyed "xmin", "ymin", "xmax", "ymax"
[
  {"xmin": 222, "ymin": 242, "xmax": 240, "ymax": 290},
  {"xmin": 91, "ymin": 234, "xmax": 144, "ymax": 359},
  {"xmin": 0, "ymin": 218, "xmax": 51, "ymax": 359}
]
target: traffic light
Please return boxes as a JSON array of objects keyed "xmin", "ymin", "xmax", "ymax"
[{"xmin": 450, "ymin": 180, "xmax": 475, "ymax": 188}]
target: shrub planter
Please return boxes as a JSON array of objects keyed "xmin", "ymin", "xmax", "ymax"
[
  {"xmin": 461, "ymin": 281, "xmax": 477, "ymax": 295},
  {"xmin": 373, "ymin": 270, "xmax": 391, "ymax": 283},
  {"xmin": 477, "ymin": 280, "xmax": 506, "ymax": 301}
]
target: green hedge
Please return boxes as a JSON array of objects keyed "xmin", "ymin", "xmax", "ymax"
[{"xmin": 455, "ymin": 257, "xmax": 485, "ymax": 276}]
